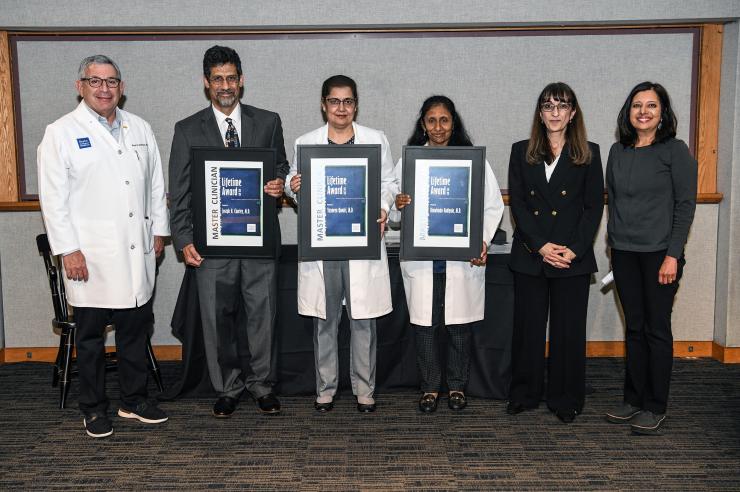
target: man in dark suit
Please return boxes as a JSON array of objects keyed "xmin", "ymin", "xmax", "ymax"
[{"xmin": 168, "ymin": 45, "xmax": 288, "ymax": 417}]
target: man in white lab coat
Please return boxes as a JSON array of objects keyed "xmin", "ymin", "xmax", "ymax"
[{"xmin": 37, "ymin": 55, "xmax": 170, "ymax": 438}]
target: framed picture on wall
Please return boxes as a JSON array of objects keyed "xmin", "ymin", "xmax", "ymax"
[
  {"xmin": 399, "ymin": 146, "xmax": 485, "ymax": 261},
  {"xmin": 297, "ymin": 144, "xmax": 381, "ymax": 261},
  {"xmin": 190, "ymin": 147, "xmax": 277, "ymax": 258}
]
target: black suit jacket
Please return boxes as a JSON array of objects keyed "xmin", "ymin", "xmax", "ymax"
[
  {"xmin": 507, "ymin": 139, "xmax": 604, "ymax": 278},
  {"xmin": 168, "ymin": 103, "xmax": 289, "ymax": 254}
]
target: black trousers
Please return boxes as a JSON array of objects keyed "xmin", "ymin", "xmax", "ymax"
[
  {"xmin": 611, "ymin": 249, "xmax": 684, "ymax": 414},
  {"xmin": 509, "ymin": 271, "xmax": 590, "ymax": 413},
  {"xmin": 73, "ymin": 300, "xmax": 152, "ymax": 415},
  {"xmin": 413, "ymin": 272, "xmax": 471, "ymax": 393}
]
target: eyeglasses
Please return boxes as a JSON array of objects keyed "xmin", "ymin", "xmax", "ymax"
[
  {"xmin": 209, "ymin": 75, "xmax": 240, "ymax": 85},
  {"xmin": 324, "ymin": 97, "xmax": 356, "ymax": 108},
  {"xmin": 540, "ymin": 102, "xmax": 572, "ymax": 113},
  {"xmin": 80, "ymin": 77, "xmax": 121, "ymax": 88}
]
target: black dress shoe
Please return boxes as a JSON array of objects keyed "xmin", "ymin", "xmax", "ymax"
[
  {"xmin": 314, "ymin": 401, "xmax": 333, "ymax": 413},
  {"xmin": 213, "ymin": 396, "xmax": 238, "ymax": 418},
  {"xmin": 554, "ymin": 409, "xmax": 577, "ymax": 423},
  {"xmin": 418, "ymin": 393, "xmax": 438, "ymax": 413},
  {"xmin": 357, "ymin": 402, "xmax": 376, "ymax": 413},
  {"xmin": 448, "ymin": 391, "xmax": 467, "ymax": 411},
  {"xmin": 506, "ymin": 401, "xmax": 526, "ymax": 415},
  {"xmin": 256, "ymin": 393, "xmax": 281, "ymax": 415}
]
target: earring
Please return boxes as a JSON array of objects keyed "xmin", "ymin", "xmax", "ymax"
[{"xmin": 658, "ymin": 119, "xmax": 663, "ymax": 130}]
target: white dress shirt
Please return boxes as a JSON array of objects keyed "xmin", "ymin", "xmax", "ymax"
[
  {"xmin": 212, "ymin": 103, "xmax": 242, "ymax": 146},
  {"xmin": 545, "ymin": 153, "xmax": 561, "ymax": 182}
]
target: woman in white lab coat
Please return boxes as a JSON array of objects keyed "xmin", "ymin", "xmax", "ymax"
[
  {"xmin": 394, "ymin": 95, "xmax": 504, "ymax": 412},
  {"xmin": 285, "ymin": 75, "xmax": 398, "ymax": 413}
]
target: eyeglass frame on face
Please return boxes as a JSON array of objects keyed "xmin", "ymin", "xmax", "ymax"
[
  {"xmin": 324, "ymin": 97, "xmax": 357, "ymax": 108},
  {"xmin": 540, "ymin": 101, "xmax": 573, "ymax": 113},
  {"xmin": 80, "ymin": 77, "xmax": 122, "ymax": 88},
  {"xmin": 208, "ymin": 75, "xmax": 240, "ymax": 86}
]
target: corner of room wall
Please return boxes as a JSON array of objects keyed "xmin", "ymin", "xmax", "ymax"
[{"xmin": 714, "ymin": 20, "xmax": 740, "ymax": 348}]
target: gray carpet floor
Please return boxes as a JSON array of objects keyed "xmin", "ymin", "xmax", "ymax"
[{"xmin": 0, "ymin": 358, "xmax": 739, "ymax": 491}]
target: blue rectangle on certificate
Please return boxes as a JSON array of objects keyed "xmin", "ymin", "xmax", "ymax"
[
  {"xmin": 324, "ymin": 165, "xmax": 366, "ymax": 237},
  {"xmin": 427, "ymin": 166, "xmax": 469, "ymax": 237},
  {"xmin": 220, "ymin": 168, "xmax": 261, "ymax": 236}
]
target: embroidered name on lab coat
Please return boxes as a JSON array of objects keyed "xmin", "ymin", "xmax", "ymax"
[{"xmin": 76, "ymin": 137, "xmax": 91, "ymax": 149}]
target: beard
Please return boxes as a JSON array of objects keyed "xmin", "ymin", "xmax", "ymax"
[{"xmin": 215, "ymin": 90, "xmax": 237, "ymax": 108}]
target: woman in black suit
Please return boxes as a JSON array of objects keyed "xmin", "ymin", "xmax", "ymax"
[{"xmin": 506, "ymin": 82, "xmax": 604, "ymax": 423}]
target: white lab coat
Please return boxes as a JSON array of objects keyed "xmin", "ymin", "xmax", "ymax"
[
  {"xmin": 285, "ymin": 122, "xmax": 398, "ymax": 319},
  {"xmin": 392, "ymin": 155, "xmax": 505, "ymax": 326},
  {"xmin": 37, "ymin": 101, "xmax": 169, "ymax": 308}
]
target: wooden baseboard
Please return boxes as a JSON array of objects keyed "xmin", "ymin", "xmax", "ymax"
[
  {"xmin": 712, "ymin": 342, "xmax": 740, "ymax": 363},
  {"xmin": 0, "ymin": 345, "xmax": 182, "ymax": 363},
  {"xmin": 582, "ymin": 341, "xmax": 714, "ymax": 358},
  {"xmin": 1, "ymin": 342, "xmax": 737, "ymax": 363}
]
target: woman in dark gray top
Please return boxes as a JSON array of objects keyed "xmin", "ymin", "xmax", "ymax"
[{"xmin": 604, "ymin": 81, "xmax": 697, "ymax": 435}]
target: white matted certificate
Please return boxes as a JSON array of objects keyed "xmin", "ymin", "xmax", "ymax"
[
  {"xmin": 309, "ymin": 158, "xmax": 368, "ymax": 248},
  {"xmin": 204, "ymin": 160, "xmax": 264, "ymax": 247},
  {"xmin": 412, "ymin": 159, "xmax": 472, "ymax": 249}
]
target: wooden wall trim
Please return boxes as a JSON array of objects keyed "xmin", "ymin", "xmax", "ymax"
[
  {"xmin": 696, "ymin": 24, "xmax": 723, "ymax": 195},
  {"xmin": 0, "ymin": 24, "xmax": 724, "ymax": 211},
  {"xmin": 712, "ymin": 342, "xmax": 740, "ymax": 363},
  {"xmin": 0, "ymin": 192, "xmax": 725, "ymax": 212},
  {"xmin": 582, "ymin": 341, "xmax": 714, "ymax": 358},
  {"xmin": 4, "ymin": 342, "xmax": 739, "ymax": 364},
  {"xmin": 0, "ymin": 199, "xmax": 39, "ymax": 211},
  {"xmin": 1, "ymin": 345, "xmax": 182, "ymax": 363},
  {"xmin": 0, "ymin": 31, "xmax": 19, "ymax": 202}
]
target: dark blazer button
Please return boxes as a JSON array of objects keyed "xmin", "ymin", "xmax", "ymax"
[
  {"xmin": 551, "ymin": 210, "xmax": 557, "ymax": 216},
  {"xmin": 561, "ymin": 190, "xmax": 567, "ymax": 196},
  {"xmin": 530, "ymin": 190, "xmax": 535, "ymax": 196},
  {"xmin": 534, "ymin": 210, "xmax": 539, "ymax": 216}
]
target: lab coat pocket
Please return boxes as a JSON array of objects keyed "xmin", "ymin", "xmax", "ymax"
[{"xmin": 142, "ymin": 218, "xmax": 154, "ymax": 253}]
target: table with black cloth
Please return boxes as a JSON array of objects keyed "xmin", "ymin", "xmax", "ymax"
[{"xmin": 163, "ymin": 245, "xmax": 513, "ymax": 400}]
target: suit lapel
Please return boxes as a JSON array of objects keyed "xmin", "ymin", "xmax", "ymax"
[
  {"xmin": 240, "ymin": 104, "xmax": 255, "ymax": 147},
  {"xmin": 201, "ymin": 107, "xmax": 226, "ymax": 147}
]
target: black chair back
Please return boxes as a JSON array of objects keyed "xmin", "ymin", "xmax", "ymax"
[{"xmin": 36, "ymin": 233, "xmax": 70, "ymax": 322}]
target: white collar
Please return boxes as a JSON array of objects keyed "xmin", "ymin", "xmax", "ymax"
[
  {"xmin": 212, "ymin": 103, "xmax": 241, "ymax": 126},
  {"xmin": 81, "ymin": 100, "xmax": 122, "ymax": 126}
]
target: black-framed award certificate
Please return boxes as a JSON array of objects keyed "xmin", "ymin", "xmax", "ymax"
[
  {"xmin": 399, "ymin": 146, "xmax": 485, "ymax": 261},
  {"xmin": 191, "ymin": 147, "xmax": 277, "ymax": 258},
  {"xmin": 297, "ymin": 144, "xmax": 381, "ymax": 261}
]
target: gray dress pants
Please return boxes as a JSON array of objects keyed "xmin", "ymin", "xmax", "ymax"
[
  {"xmin": 196, "ymin": 258, "xmax": 277, "ymax": 400},
  {"xmin": 313, "ymin": 260, "xmax": 377, "ymax": 400}
]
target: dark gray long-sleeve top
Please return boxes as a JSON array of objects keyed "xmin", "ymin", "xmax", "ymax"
[{"xmin": 606, "ymin": 138, "xmax": 697, "ymax": 258}]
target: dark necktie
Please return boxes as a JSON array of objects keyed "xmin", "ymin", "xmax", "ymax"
[{"xmin": 225, "ymin": 117, "xmax": 240, "ymax": 148}]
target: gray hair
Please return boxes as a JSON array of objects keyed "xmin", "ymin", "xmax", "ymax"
[{"xmin": 77, "ymin": 55, "xmax": 122, "ymax": 80}]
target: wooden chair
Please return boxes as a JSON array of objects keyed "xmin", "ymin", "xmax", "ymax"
[{"xmin": 36, "ymin": 233, "xmax": 164, "ymax": 408}]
